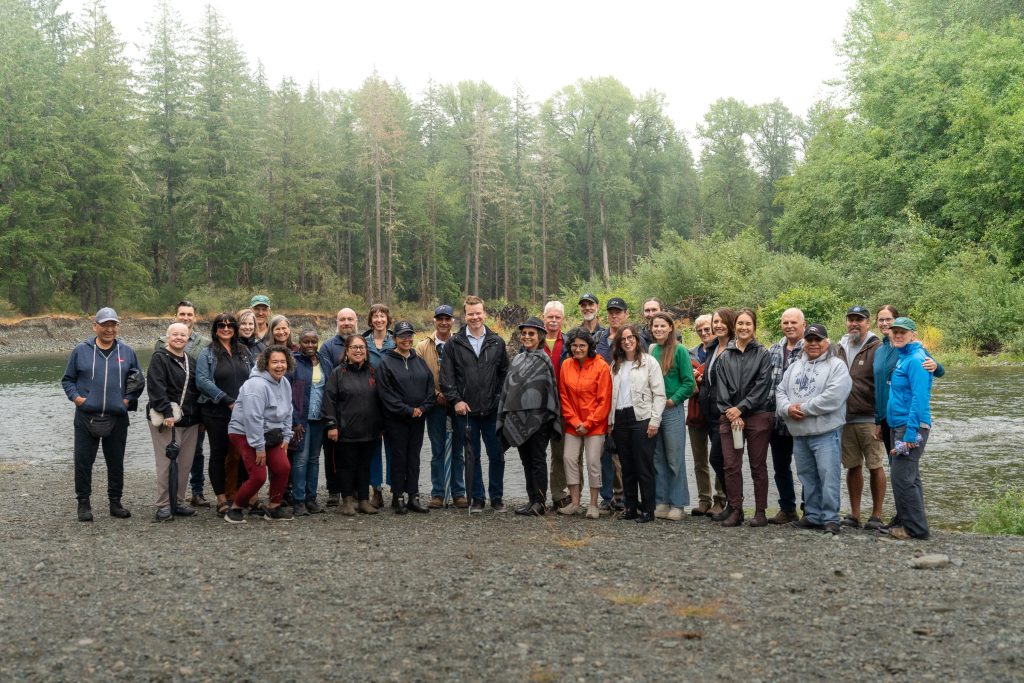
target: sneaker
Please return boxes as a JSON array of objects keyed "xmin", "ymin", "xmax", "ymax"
[
  {"xmin": 654, "ymin": 503, "xmax": 671, "ymax": 519},
  {"xmin": 77, "ymin": 500, "xmax": 93, "ymax": 522},
  {"xmin": 597, "ymin": 500, "xmax": 613, "ymax": 512},
  {"xmin": 428, "ymin": 496, "xmax": 444, "ymax": 509},
  {"xmin": 585, "ymin": 505, "xmax": 600, "ymax": 519},
  {"xmin": 886, "ymin": 526, "xmax": 911, "ymax": 540},
  {"xmin": 666, "ymin": 507, "xmax": 684, "ymax": 521},
  {"xmin": 306, "ymin": 499, "xmax": 323, "ymax": 514},
  {"xmin": 469, "ymin": 499, "xmax": 485, "ymax": 514},
  {"xmin": 293, "ymin": 502, "xmax": 309, "ymax": 517},
  {"xmin": 840, "ymin": 515, "xmax": 862, "ymax": 528},
  {"xmin": 865, "ymin": 516, "xmax": 884, "ymax": 530},
  {"xmin": 224, "ymin": 507, "xmax": 246, "ymax": 524},
  {"xmin": 558, "ymin": 504, "xmax": 580, "ymax": 515},
  {"xmin": 248, "ymin": 500, "xmax": 267, "ymax": 517},
  {"xmin": 824, "ymin": 522, "xmax": 841, "ymax": 535},
  {"xmin": 769, "ymin": 509, "xmax": 798, "ymax": 525},
  {"xmin": 154, "ymin": 506, "xmax": 173, "ymax": 522},
  {"xmin": 264, "ymin": 505, "xmax": 294, "ymax": 521},
  {"xmin": 612, "ymin": 498, "xmax": 626, "ymax": 512},
  {"xmin": 173, "ymin": 503, "xmax": 197, "ymax": 517},
  {"xmin": 326, "ymin": 493, "xmax": 340, "ymax": 507},
  {"xmin": 190, "ymin": 493, "xmax": 211, "ymax": 508},
  {"xmin": 491, "ymin": 499, "xmax": 507, "ymax": 513}
]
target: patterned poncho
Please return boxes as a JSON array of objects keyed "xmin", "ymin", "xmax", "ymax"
[{"xmin": 496, "ymin": 349, "xmax": 563, "ymax": 448}]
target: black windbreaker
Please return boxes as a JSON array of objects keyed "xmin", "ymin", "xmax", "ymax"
[
  {"xmin": 714, "ymin": 338, "xmax": 773, "ymax": 417},
  {"xmin": 439, "ymin": 325, "xmax": 509, "ymax": 416},
  {"xmin": 320, "ymin": 361, "xmax": 383, "ymax": 442},
  {"xmin": 377, "ymin": 348, "xmax": 436, "ymax": 419}
]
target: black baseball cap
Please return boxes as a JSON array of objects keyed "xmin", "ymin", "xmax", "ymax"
[
  {"xmin": 846, "ymin": 305, "xmax": 869, "ymax": 319},
  {"xmin": 804, "ymin": 323, "xmax": 828, "ymax": 340},
  {"xmin": 578, "ymin": 293, "xmax": 599, "ymax": 305},
  {"xmin": 606, "ymin": 297, "xmax": 628, "ymax": 311},
  {"xmin": 393, "ymin": 321, "xmax": 415, "ymax": 336}
]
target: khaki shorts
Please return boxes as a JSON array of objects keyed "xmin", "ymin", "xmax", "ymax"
[{"xmin": 841, "ymin": 423, "xmax": 886, "ymax": 469}]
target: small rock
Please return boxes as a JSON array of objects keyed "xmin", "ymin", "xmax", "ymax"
[
  {"xmin": 34, "ymin": 561, "xmax": 45, "ymax": 571},
  {"xmin": 658, "ymin": 640, "xmax": 677, "ymax": 649},
  {"xmin": 729, "ymin": 572, "xmax": 743, "ymax": 579},
  {"xmin": 77, "ymin": 638, "xmax": 94, "ymax": 646},
  {"xmin": 910, "ymin": 554, "xmax": 951, "ymax": 570},
  {"xmin": 571, "ymin": 656, "xmax": 585, "ymax": 664}
]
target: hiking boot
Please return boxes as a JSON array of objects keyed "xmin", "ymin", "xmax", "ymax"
[
  {"xmin": 370, "ymin": 488, "xmax": 384, "ymax": 509},
  {"xmin": 428, "ymin": 496, "xmax": 444, "ymax": 509},
  {"xmin": 357, "ymin": 499, "xmax": 379, "ymax": 515},
  {"xmin": 264, "ymin": 505, "xmax": 294, "ymax": 521},
  {"xmin": 515, "ymin": 502, "xmax": 544, "ymax": 516},
  {"xmin": 635, "ymin": 512, "xmax": 654, "ymax": 523},
  {"xmin": 769, "ymin": 509, "xmax": 798, "ymax": 525},
  {"xmin": 453, "ymin": 496, "xmax": 469, "ymax": 509},
  {"xmin": 190, "ymin": 493, "xmax": 211, "ymax": 508},
  {"xmin": 824, "ymin": 522, "xmax": 841, "ymax": 535},
  {"xmin": 747, "ymin": 510, "xmax": 768, "ymax": 527},
  {"xmin": 620, "ymin": 509, "xmax": 639, "ymax": 521},
  {"xmin": 491, "ymin": 499, "xmax": 507, "ymax": 513},
  {"xmin": 77, "ymin": 499, "xmax": 93, "ymax": 522},
  {"xmin": 224, "ymin": 507, "xmax": 246, "ymax": 524},
  {"xmin": 558, "ymin": 504, "xmax": 580, "ymax": 516},
  {"xmin": 326, "ymin": 493, "xmax": 340, "ymax": 507},
  {"xmin": 666, "ymin": 507, "xmax": 684, "ymax": 521},
  {"xmin": 339, "ymin": 496, "xmax": 357, "ymax": 516},
  {"xmin": 306, "ymin": 498, "xmax": 323, "ymax": 514},
  {"xmin": 154, "ymin": 506, "xmax": 173, "ymax": 522},
  {"xmin": 109, "ymin": 499, "xmax": 131, "ymax": 519},
  {"xmin": 790, "ymin": 517, "xmax": 821, "ymax": 530},
  {"xmin": 173, "ymin": 503, "xmax": 197, "ymax": 517},
  {"xmin": 691, "ymin": 501, "xmax": 711, "ymax": 516},
  {"xmin": 654, "ymin": 504, "xmax": 671, "ymax": 519},
  {"xmin": 708, "ymin": 502, "xmax": 725, "ymax": 517},
  {"xmin": 720, "ymin": 509, "xmax": 744, "ymax": 527},
  {"xmin": 293, "ymin": 502, "xmax": 309, "ymax": 517},
  {"xmin": 407, "ymin": 497, "xmax": 429, "ymax": 514},
  {"xmin": 393, "ymin": 495, "xmax": 408, "ymax": 515}
]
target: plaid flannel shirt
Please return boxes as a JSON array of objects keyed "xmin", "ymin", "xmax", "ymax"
[{"xmin": 768, "ymin": 336, "xmax": 803, "ymax": 433}]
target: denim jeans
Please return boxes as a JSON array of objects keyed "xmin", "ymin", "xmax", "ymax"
[
  {"xmin": 426, "ymin": 405, "xmax": 461, "ymax": 499},
  {"xmin": 653, "ymin": 403, "xmax": 689, "ymax": 508},
  {"xmin": 452, "ymin": 412, "xmax": 504, "ymax": 502},
  {"xmin": 792, "ymin": 427, "xmax": 842, "ymax": 526},
  {"xmin": 369, "ymin": 436, "xmax": 392, "ymax": 489},
  {"xmin": 291, "ymin": 420, "xmax": 325, "ymax": 502},
  {"xmin": 599, "ymin": 439, "xmax": 623, "ymax": 502}
]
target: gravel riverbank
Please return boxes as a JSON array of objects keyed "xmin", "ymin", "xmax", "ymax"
[{"xmin": 1, "ymin": 462, "xmax": 1021, "ymax": 682}]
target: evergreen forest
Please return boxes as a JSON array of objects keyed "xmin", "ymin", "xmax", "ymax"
[{"xmin": 2, "ymin": 0, "xmax": 1024, "ymax": 354}]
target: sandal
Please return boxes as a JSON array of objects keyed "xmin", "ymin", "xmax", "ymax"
[
  {"xmin": 840, "ymin": 514, "xmax": 862, "ymax": 528},
  {"xmin": 216, "ymin": 501, "xmax": 231, "ymax": 517}
]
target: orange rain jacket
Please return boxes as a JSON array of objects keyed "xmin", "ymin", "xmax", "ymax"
[{"xmin": 559, "ymin": 355, "xmax": 613, "ymax": 436}]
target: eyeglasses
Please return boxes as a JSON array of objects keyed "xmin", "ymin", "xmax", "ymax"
[
  {"xmin": 620, "ymin": 334, "xmax": 636, "ymax": 342},
  {"xmin": 348, "ymin": 346, "xmax": 367, "ymax": 352},
  {"xmin": 697, "ymin": 327, "xmax": 712, "ymax": 333}
]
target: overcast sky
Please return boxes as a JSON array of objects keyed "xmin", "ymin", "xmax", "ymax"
[{"xmin": 64, "ymin": 0, "xmax": 856, "ymax": 142}]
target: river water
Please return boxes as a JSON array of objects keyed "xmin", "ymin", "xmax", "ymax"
[{"xmin": 1, "ymin": 353, "xmax": 1020, "ymax": 528}]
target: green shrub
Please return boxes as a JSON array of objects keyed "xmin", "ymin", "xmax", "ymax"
[
  {"xmin": 973, "ymin": 485, "xmax": 1024, "ymax": 536},
  {"xmin": 762, "ymin": 286, "xmax": 844, "ymax": 331}
]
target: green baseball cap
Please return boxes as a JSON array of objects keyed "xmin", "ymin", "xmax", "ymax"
[
  {"xmin": 250, "ymin": 294, "xmax": 271, "ymax": 308},
  {"xmin": 890, "ymin": 316, "xmax": 917, "ymax": 331}
]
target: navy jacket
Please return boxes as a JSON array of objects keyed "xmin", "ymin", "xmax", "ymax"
[
  {"xmin": 62, "ymin": 339, "xmax": 142, "ymax": 416},
  {"xmin": 377, "ymin": 348, "xmax": 436, "ymax": 419}
]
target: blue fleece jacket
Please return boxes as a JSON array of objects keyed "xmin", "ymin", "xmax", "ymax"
[
  {"xmin": 61, "ymin": 339, "xmax": 142, "ymax": 416},
  {"xmin": 886, "ymin": 341, "xmax": 933, "ymax": 443},
  {"xmin": 874, "ymin": 335, "xmax": 944, "ymax": 423},
  {"xmin": 227, "ymin": 370, "xmax": 294, "ymax": 452}
]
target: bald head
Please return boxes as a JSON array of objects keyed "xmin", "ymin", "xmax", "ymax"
[
  {"xmin": 780, "ymin": 308, "xmax": 806, "ymax": 344},
  {"xmin": 336, "ymin": 308, "xmax": 358, "ymax": 336}
]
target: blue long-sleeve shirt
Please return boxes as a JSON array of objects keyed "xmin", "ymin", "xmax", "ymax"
[{"xmin": 886, "ymin": 341, "xmax": 933, "ymax": 443}]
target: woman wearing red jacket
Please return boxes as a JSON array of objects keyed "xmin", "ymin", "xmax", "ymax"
[{"xmin": 559, "ymin": 328, "xmax": 613, "ymax": 519}]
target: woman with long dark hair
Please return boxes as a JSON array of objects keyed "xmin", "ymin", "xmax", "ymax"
[
  {"xmin": 364, "ymin": 303, "xmax": 395, "ymax": 507},
  {"xmin": 321, "ymin": 334, "xmax": 384, "ymax": 516},
  {"xmin": 609, "ymin": 324, "xmax": 666, "ymax": 523},
  {"xmin": 649, "ymin": 312, "xmax": 695, "ymax": 520},
  {"xmin": 196, "ymin": 313, "xmax": 255, "ymax": 516},
  {"xmin": 699, "ymin": 307, "xmax": 736, "ymax": 519},
  {"xmin": 716, "ymin": 308, "xmax": 774, "ymax": 528}
]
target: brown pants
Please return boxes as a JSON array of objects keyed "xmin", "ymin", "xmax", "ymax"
[
  {"xmin": 688, "ymin": 424, "xmax": 726, "ymax": 507},
  {"xmin": 719, "ymin": 411, "xmax": 773, "ymax": 511},
  {"xmin": 149, "ymin": 423, "xmax": 200, "ymax": 508}
]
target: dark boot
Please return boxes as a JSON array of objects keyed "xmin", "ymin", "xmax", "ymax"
[
  {"xmin": 109, "ymin": 499, "xmax": 131, "ymax": 519},
  {"xmin": 77, "ymin": 499, "xmax": 93, "ymax": 522},
  {"xmin": 393, "ymin": 494, "xmax": 407, "ymax": 515},
  {"xmin": 406, "ymin": 497, "xmax": 429, "ymax": 514},
  {"xmin": 748, "ymin": 510, "xmax": 768, "ymax": 527},
  {"xmin": 339, "ymin": 496, "xmax": 357, "ymax": 516},
  {"xmin": 370, "ymin": 488, "xmax": 384, "ymax": 509},
  {"xmin": 721, "ymin": 508, "xmax": 744, "ymax": 527},
  {"xmin": 711, "ymin": 504, "xmax": 734, "ymax": 522}
]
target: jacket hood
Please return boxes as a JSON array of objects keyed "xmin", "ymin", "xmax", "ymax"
[
  {"xmin": 725, "ymin": 338, "xmax": 764, "ymax": 353},
  {"xmin": 253, "ymin": 369, "xmax": 282, "ymax": 385},
  {"xmin": 384, "ymin": 348, "xmax": 420, "ymax": 361}
]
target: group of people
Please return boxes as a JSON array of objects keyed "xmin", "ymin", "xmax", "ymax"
[{"xmin": 62, "ymin": 293, "xmax": 938, "ymax": 540}]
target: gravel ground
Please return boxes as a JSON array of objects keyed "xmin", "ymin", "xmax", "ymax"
[{"xmin": 1, "ymin": 462, "xmax": 1022, "ymax": 682}]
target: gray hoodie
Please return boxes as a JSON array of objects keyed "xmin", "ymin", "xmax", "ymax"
[
  {"xmin": 228, "ymin": 369, "xmax": 294, "ymax": 451},
  {"xmin": 774, "ymin": 346, "xmax": 852, "ymax": 437}
]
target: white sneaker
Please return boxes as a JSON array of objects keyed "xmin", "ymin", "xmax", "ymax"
[
  {"xmin": 586, "ymin": 505, "xmax": 600, "ymax": 519},
  {"xmin": 666, "ymin": 507, "xmax": 684, "ymax": 521},
  {"xmin": 558, "ymin": 504, "xmax": 579, "ymax": 515},
  {"xmin": 654, "ymin": 503, "xmax": 671, "ymax": 519}
]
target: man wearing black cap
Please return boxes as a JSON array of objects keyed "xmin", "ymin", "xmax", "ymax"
[
  {"xmin": 775, "ymin": 323, "xmax": 852, "ymax": 535},
  {"xmin": 416, "ymin": 305, "xmax": 466, "ymax": 508},
  {"xmin": 578, "ymin": 294, "xmax": 603, "ymax": 336},
  {"xmin": 61, "ymin": 308, "xmax": 143, "ymax": 522}
]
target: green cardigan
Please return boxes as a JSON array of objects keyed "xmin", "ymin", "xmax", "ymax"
[{"xmin": 650, "ymin": 344, "xmax": 695, "ymax": 406}]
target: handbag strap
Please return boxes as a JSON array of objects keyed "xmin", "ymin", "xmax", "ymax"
[{"xmin": 178, "ymin": 354, "xmax": 189, "ymax": 408}]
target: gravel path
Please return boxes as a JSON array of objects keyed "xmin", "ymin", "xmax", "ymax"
[{"xmin": 1, "ymin": 462, "xmax": 1021, "ymax": 682}]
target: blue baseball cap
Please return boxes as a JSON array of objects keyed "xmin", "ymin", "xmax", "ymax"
[{"xmin": 433, "ymin": 305, "xmax": 454, "ymax": 318}]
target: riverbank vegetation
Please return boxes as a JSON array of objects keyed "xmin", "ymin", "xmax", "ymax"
[
  {"xmin": 2, "ymin": 0, "xmax": 1023, "ymax": 358},
  {"xmin": 973, "ymin": 485, "xmax": 1024, "ymax": 536}
]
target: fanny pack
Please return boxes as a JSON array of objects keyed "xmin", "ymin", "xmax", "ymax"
[
  {"xmin": 264, "ymin": 428, "xmax": 284, "ymax": 449},
  {"xmin": 86, "ymin": 414, "xmax": 117, "ymax": 438}
]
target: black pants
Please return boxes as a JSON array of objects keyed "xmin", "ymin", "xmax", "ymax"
[
  {"xmin": 706, "ymin": 417, "xmax": 728, "ymax": 502},
  {"xmin": 769, "ymin": 429, "xmax": 797, "ymax": 513},
  {"xmin": 73, "ymin": 410, "xmax": 129, "ymax": 501},
  {"xmin": 189, "ymin": 426, "xmax": 206, "ymax": 495},
  {"xmin": 201, "ymin": 406, "xmax": 232, "ymax": 495},
  {"xmin": 613, "ymin": 409, "xmax": 657, "ymax": 514},
  {"xmin": 324, "ymin": 439, "xmax": 343, "ymax": 495},
  {"xmin": 518, "ymin": 424, "xmax": 551, "ymax": 505},
  {"xmin": 386, "ymin": 417, "xmax": 426, "ymax": 497},
  {"xmin": 339, "ymin": 440, "xmax": 374, "ymax": 500}
]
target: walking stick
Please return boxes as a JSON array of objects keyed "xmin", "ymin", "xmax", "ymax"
[{"xmin": 463, "ymin": 417, "xmax": 476, "ymax": 516}]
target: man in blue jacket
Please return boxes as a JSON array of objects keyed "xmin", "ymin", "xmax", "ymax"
[{"xmin": 61, "ymin": 308, "xmax": 143, "ymax": 522}]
